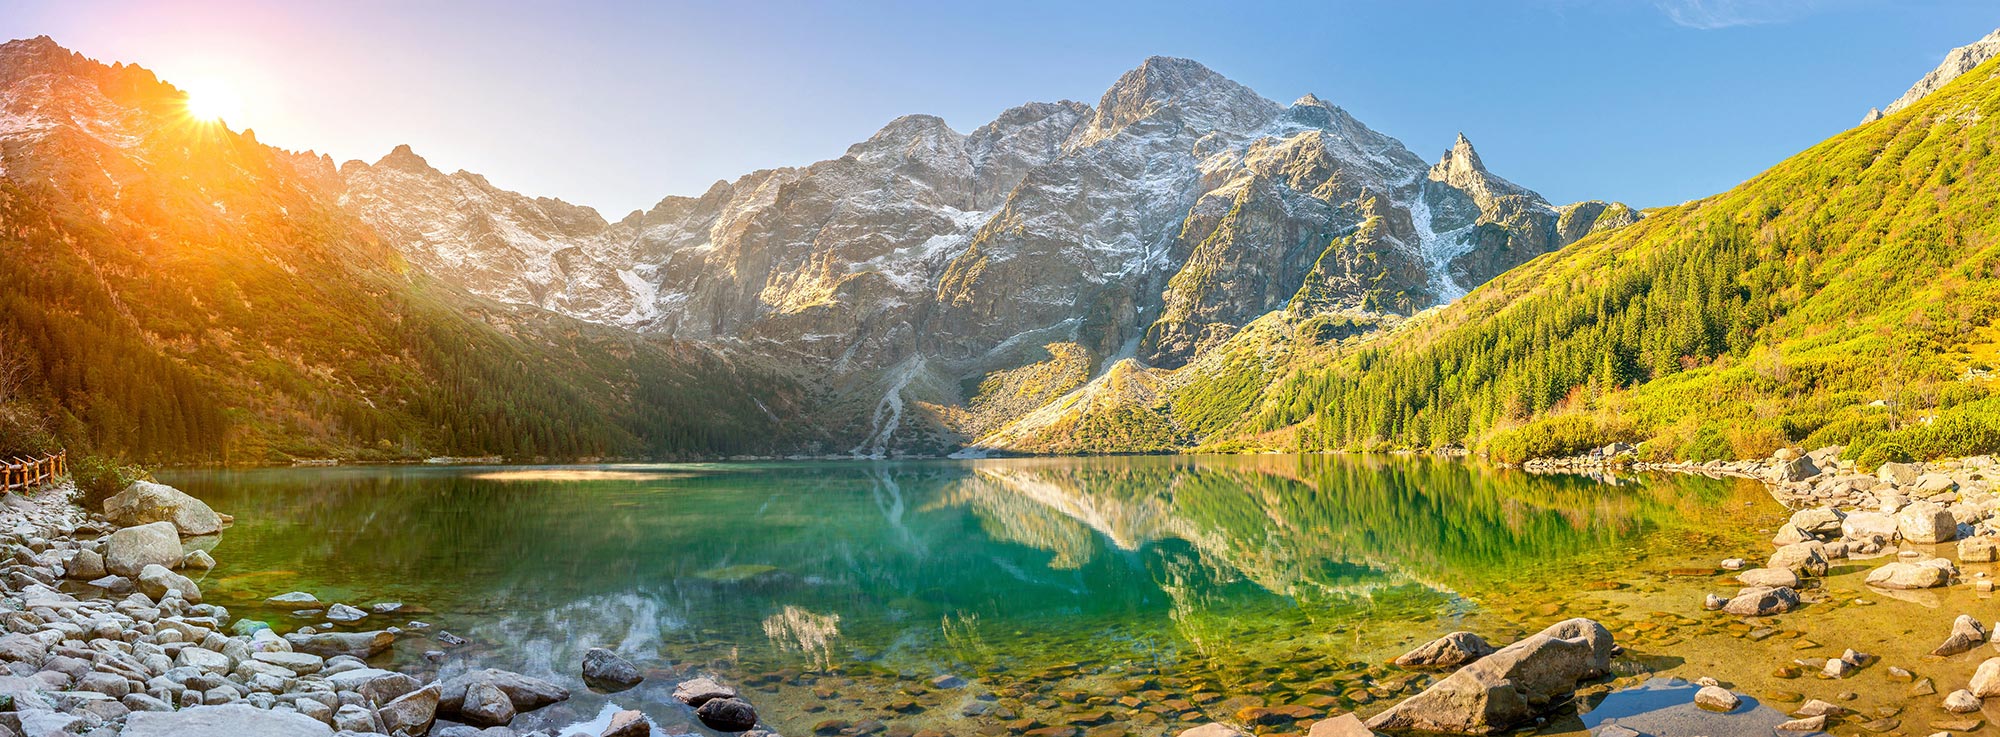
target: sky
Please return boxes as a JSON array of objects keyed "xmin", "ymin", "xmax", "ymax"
[{"xmin": 4, "ymin": 0, "xmax": 1997, "ymax": 216}]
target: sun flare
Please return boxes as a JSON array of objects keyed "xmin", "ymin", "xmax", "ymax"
[{"xmin": 181, "ymin": 78, "xmax": 242, "ymax": 122}]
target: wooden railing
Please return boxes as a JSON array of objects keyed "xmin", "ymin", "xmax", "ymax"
[{"xmin": 1, "ymin": 451, "xmax": 66, "ymax": 492}]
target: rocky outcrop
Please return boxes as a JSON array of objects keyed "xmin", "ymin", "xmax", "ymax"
[
  {"xmin": 1366, "ymin": 618, "xmax": 1613, "ymax": 734},
  {"xmin": 1879, "ymin": 29, "xmax": 2000, "ymax": 117}
]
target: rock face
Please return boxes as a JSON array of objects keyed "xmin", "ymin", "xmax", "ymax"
[
  {"xmin": 335, "ymin": 56, "xmax": 1639, "ymax": 455},
  {"xmin": 1879, "ymin": 29, "xmax": 2000, "ymax": 117},
  {"xmin": 103, "ymin": 481, "xmax": 223, "ymax": 535},
  {"xmin": 123, "ymin": 703, "xmax": 334, "ymax": 737},
  {"xmin": 103, "ymin": 521, "xmax": 182, "ymax": 577},
  {"xmin": 1393, "ymin": 631, "xmax": 1496, "ymax": 668},
  {"xmin": 1366, "ymin": 618, "xmax": 1613, "ymax": 734}
]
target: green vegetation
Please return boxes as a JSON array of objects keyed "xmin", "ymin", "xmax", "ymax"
[{"xmin": 1228, "ymin": 56, "xmax": 2000, "ymax": 465}]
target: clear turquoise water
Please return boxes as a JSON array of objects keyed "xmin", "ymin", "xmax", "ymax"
[{"xmin": 159, "ymin": 455, "xmax": 1778, "ymax": 735}]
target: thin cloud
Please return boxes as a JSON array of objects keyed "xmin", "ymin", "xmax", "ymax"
[{"xmin": 1653, "ymin": 0, "xmax": 1829, "ymax": 30}]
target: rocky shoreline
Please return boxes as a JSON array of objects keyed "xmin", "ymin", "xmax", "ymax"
[{"xmin": 0, "ymin": 480, "xmax": 778, "ymax": 737}]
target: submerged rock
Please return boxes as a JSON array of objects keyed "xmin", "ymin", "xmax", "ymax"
[
  {"xmin": 1366, "ymin": 618, "xmax": 1613, "ymax": 734},
  {"xmin": 698, "ymin": 697, "xmax": 760, "ymax": 732},
  {"xmin": 1392, "ymin": 631, "xmax": 1495, "ymax": 668},
  {"xmin": 604, "ymin": 710, "xmax": 651, "ymax": 737},
  {"xmin": 1694, "ymin": 685, "xmax": 1741, "ymax": 711}
]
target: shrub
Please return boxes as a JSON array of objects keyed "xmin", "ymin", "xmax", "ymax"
[
  {"xmin": 68, "ymin": 454, "xmax": 148, "ymax": 510},
  {"xmin": 1678, "ymin": 423, "xmax": 1734, "ymax": 462},
  {"xmin": 1484, "ymin": 415, "xmax": 1634, "ymax": 464}
]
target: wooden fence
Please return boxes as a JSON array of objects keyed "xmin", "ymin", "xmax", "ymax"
[{"xmin": 1, "ymin": 451, "xmax": 66, "ymax": 492}]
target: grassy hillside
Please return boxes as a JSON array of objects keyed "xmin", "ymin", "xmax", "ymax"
[
  {"xmin": 0, "ymin": 48, "xmax": 803, "ymax": 465},
  {"xmin": 1234, "ymin": 57, "xmax": 2000, "ymax": 465}
]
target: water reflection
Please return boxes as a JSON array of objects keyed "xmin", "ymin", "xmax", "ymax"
[{"xmin": 161, "ymin": 455, "xmax": 1767, "ymax": 733}]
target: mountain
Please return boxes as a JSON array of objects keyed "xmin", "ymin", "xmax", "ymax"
[
  {"xmin": 338, "ymin": 56, "xmax": 1636, "ymax": 455},
  {"xmin": 1865, "ymin": 28, "xmax": 2000, "ymax": 122},
  {"xmin": 0, "ymin": 36, "xmax": 805, "ymax": 464},
  {"xmin": 1224, "ymin": 31, "xmax": 2000, "ymax": 465}
]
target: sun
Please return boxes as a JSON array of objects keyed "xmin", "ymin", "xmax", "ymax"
[{"xmin": 181, "ymin": 78, "xmax": 243, "ymax": 123}]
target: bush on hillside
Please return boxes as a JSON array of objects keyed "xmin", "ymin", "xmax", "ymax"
[{"xmin": 1484, "ymin": 415, "xmax": 1634, "ymax": 464}]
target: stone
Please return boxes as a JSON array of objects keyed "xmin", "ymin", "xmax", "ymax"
[
  {"xmin": 1777, "ymin": 715, "xmax": 1827, "ymax": 731},
  {"xmin": 581, "ymin": 646, "xmax": 643, "ymax": 690},
  {"xmin": 1900, "ymin": 501, "xmax": 1959, "ymax": 544},
  {"xmin": 377, "ymin": 683, "xmax": 440, "ymax": 736},
  {"xmin": 1974, "ymin": 658, "xmax": 2000, "ymax": 697},
  {"xmin": 1775, "ymin": 456, "xmax": 1826, "ymax": 483},
  {"xmin": 1695, "ymin": 685, "xmax": 1741, "ymax": 711},
  {"xmin": 1882, "ymin": 462, "xmax": 1925, "ymax": 486},
  {"xmin": 438, "ymin": 668, "xmax": 570, "ymax": 716},
  {"xmin": 1177, "ymin": 726, "xmax": 1247, "ymax": 737},
  {"xmin": 1307, "ymin": 715, "xmax": 1372, "ymax": 737},
  {"xmin": 603, "ymin": 710, "xmax": 650, "ymax": 737},
  {"xmin": 1935, "ymin": 614, "xmax": 1988, "ymax": 657},
  {"xmin": 1769, "ymin": 541, "xmax": 1830, "ymax": 577},
  {"xmin": 1790, "ymin": 507, "xmax": 1843, "ymax": 536},
  {"xmin": 175, "ymin": 646, "xmax": 230, "ymax": 674},
  {"xmin": 1736, "ymin": 568, "xmax": 1799, "ymax": 588},
  {"xmin": 122, "ymin": 703, "xmax": 333, "ymax": 737},
  {"xmin": 104, "ymin": 481, "xmax": 224, "ymax": 536},
  {"xmin": 1916, "ymin": 472, "xmax": 1959, "ymax": 492},
  {"xmin": 63, "ymin": 549, "xmax": 104, "ymax": 579},
  {"xmin": 136, "ymin": 564, "xmax": 200, "ymax": 603},
  {"xmin": 252, "ymin": 650, "xmax": 325, "ymax": 675},
  {"xmin": 1945, "ymin": 689, "xmax": 1983, "ymax": 714},
  {"xmin": 324, "ymin": 603, "xmax": 367, "ymax": 623},
  {"xmin": 1392, "ymin": 631, "xmax": 1495, "ymax": 668},
  {"xmin": 460, "ymin": 681, "xmax": 517, "ymax": 727},
  {"xmin": 1961, "ymin": 536, "xmax": 1999, "ymax": 563},
  {"xmin": 268, "ymin": 591, "xmax": 321, "ymax": 606},
  {"xmin": 1867, "ymin": 559, "xmax": 1955, "ymax": 589},
  {"xmin": 698, "ymin": 697, "xmax": 760, "ymax": 732},
  {"xmin": 284, "ymin": 630, "xmax": 395, "ymax": 658},
  {"xmin": 1843, "ymin": 511, "xmax": 1901, "ymax": 543},
  {"xmin": 103, "ymin": 522, "xmax": 182, "ymax": 577},
  {"xmin": 1365, "ymin": 618, "xmax": 1613, "ymax": 733},
  {"xmin": 1795, "ymin": 700, "xmax": 1846, "ymax": 717},
  {"xmin": 674, "ymin": 676, "xmax": 739, "ymax": 706},
  {"xmin": 332, "ymin": 704, "xmax": 377, "ymax": 732},
  {"xmin": 181, "ymin": 549, "xmax": 215, "ymax": 569},
  {"xmin": 1722, "ymin": 586, "xmax": 1799, "ymax": 616}
]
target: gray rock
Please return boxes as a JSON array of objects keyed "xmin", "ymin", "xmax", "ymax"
[
  {"xmin": 673, "ymin": 676, "xmax": 738, "ymax": 706},
  {"xmin": 104, "ymin": 481, "xmax": 224, "ymax": 536},
  {"xmin": 1694, "ymin": 685, "xmax": 1741, "ymax": 711},
  {"xmin": 1392, "ymin": 631, "xmax": 1496, "ymax": 668},
  {"xmin": 181, "ymin": 549, "xmax": 216, "ymax": 569},
  {"xmin": 1898, "ymin": 501, "xmax": 1958, "ymax": 544},
  {"xmin": 123, "ymin": 703, "xmax": 333, "ymax": 737},
  {"xmin": 1866, "ymin": 559, "xmax": 1954, "ymax": 589},
  {"xmin": 376, "ymin": 684, "xmax": 439, "ymax": 737},
  {"xmin": 252, "ymin": 651, "xmax": 326, "ymax": 675},
  {"xmin": 1788, "ymin": 507, "xmax": 1842, "ymax": 536},
  {"xmin": 1945, "ymin": 689, "xmax": 1982, "ymax": 713},
  {"xmin": 460, "ymin": 681, "xmax": 516, "ymax": 727},
  {"xmin": 697, "ymin": 697, "xmax": 759, "ymax": 732},
  {"xmin": 62, "ymin": 549, "xmax": 104, "ymax": 579},
  {"xmin": 1721, "ymin": 586, "xmax": 1799, "ymax": 616},
  {"xmin": 438, "ymin": 669, "xmax": 569, "ymax": 717},
  {"xmin": 269, "ymin": 592, "xmax": 321, "ymax": 606},
  {"xmin": 1365, "ymin": 618, "xmax": 1614, "ymax": 733},
  {"xmin": 332, "ymin": 703, "xmax": 378, "ymax": 732},
  {"xmin": 1961, "ymin": 536, "xmax": 2000, "ymax": 562},
  {"xmin": 136, "ymin": 564, "xmax": 200, "ymax": 603},
  {"xmin": 1974, "ymin": 658, "xmax": 2000, "ymax": 697},
  {"xmin": 580, "ymin": 647, "xmax": 643, "ymax": 690},
  {"xmin": 1768, "ymin": 541, "xmax": 1830, "ymax": 577},
  {"xmin": 602, "ymin": 710, "xmax": 649, "ymax": 737},
  {"xmin": 1881, "ymin": 461, "xmax": 1925, "ymax": 486},
  {"xmin": 1934, "ymin": 614, "xmax": 1988, "ymax": 657},
  {"xmin": 324, "ymin": 604, "xmax": 368, "ymax": 623},
  {"xmin": 1842, "ymin": 511, "xmax": 1901, "ymax": 543},
  {"xmin": 284, "ymin": 631, "xmax": 395, "ymax": 659},
  {"xmin": 103, "ymin": 522, "xmax": 182, "ymax": 577},
  {"xmin": 1735, "ymin": 567, "xmax": 1798, "ymax": 588}
]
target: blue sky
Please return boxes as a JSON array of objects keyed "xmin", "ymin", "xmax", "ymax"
[{"xmin": 5, "ymin": 0, "xmax": 1997, "ymax": 215}]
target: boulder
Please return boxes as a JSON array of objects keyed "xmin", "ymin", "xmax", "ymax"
[
  {"xmin": 284, "ymin": 630, "xmax": 395, "ymax": 658},
  {"xmin": 1735, "ymin": 568, "xmax": 1798, "ymax": 588},
  {"xmin": 1694, "ymin": 685, "xmax": 1741, "ymax": 711},
  {"xmin": 1308, "ymin": 715, "xmax": 1374, "ymax": 737},
  {"xmin": 1721, "ymin": 586, "xmax": 1799, "ymax": 616},
  {"xmin": 378, "ymin": 683, "xmax": 440, "ymax": 736},
  {"xmin": 582, "ymin": 647, "xmax": 644, "ymax": 689},
  {"xmin": 603, "ymin": 710, "xmax": 650, "ymax": 737},
  {"xmin": 1866, "ymin": 559, "xmax": 1955, "ymax": 589},
  {"xmin": 438, "ymin": 668, "xmax": 570, "ymax": 717},
  {"xmin": 1392, "ymin": 632, "xmax": 1496, "ymax": 668},
  {"xmin": 1975, "ymin": 658, "xmax": 2000, "ymax": 698},
  {"xmin": 1841, "ymin": 512, "xmax": 1901, "ymax": 544},
  {"xmin": 1880, "ymin": 462, "xmax": 1925, "ymax": 486},
  {"xmin": 460, "ymin": 681, "xmax": 516, "ymax": 727},
  {"xmin": 1915, "ymin": 473, "xmax": 1959, "ymax": 492},
  {"xmin": 63, "ymin": 549, "xmax": 104, "ymax": 579},
  {"xmin": 1777, "ymin": 715, "xmax": 1826, "ymax": 731},
  {"xmin": 123, "ymin": 703, "xmax": 333, "ymax": 737},
  {"xmin": 1945, "ymin": 689, "xmax": 1983, "ymax": 714},
  {"xmin": 1788, "ymin": 507, "xmax": 1843, "ymax": 536},
  {"xmin": 674, "ymin": 676, "xmax": 739, "ymax": 706},
  {"xmin": 1934, "ymin": 614, "xmax": 1988, "ymax": 657},
  {"xmin": 103, "ymin": 522, "xmax": 182, "ymax": 577},
  {"xmin": 697, "ymin": 697, "xmax": 760, "ymax": 732},
  {"xmin": 1961, "ymin": 536, "xmax": 1999, "ymax": 562},
  {"xmin": 1773, "ymin": 456, "xmax": 1824, "ymax": 483},
  {"xmin": 1179, "ymin": 725, "xmax": 1249, "ymax": 737},
  {"xmin": 1898, "ymin": 501, "xmax": 1958, "ymax": 544},
  {"xmin": 325, "ymin": 603, "xmax": 368, "ymax": 623},
  {"xmin": 1768, "ymin": 541, "xmax": 1829, "ymax": 577},
  {"xmin": 1365, "ymin": 618, "xmax": 1613, "ymax": 734},
  {"xmin": 136, "ymin": 564, "xmax": 201, "ymax": 603},
  {"xmin": 1771, "ymin": 524, "xmax": 1811, "ymax": 546},
  {"xmin": 268, "ymin": 591, "xmax": 321, "ymax": 606},
  {"xmin": 181, "ymin": 549, "xmax": 215, "ymax": 569},
  {"xmin": 104, "ymin": 481, "xmax": 224, "ymax": 536}
]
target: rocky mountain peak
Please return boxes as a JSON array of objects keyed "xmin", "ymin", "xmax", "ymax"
[
  {"xmin": 1440, "ymin": 132, "xmax": 1484, "ymax": 172},
  {"xmin": 374, "ymin": 143, "xmax": 434, "ymax": 173},
  {"xmin": 1080, "ymin": 56, "xmax": 1280, "ymax": 145},
  {"xmin": 1880, "ymin": 27, "xmax": 2000, "ymax": 117}
]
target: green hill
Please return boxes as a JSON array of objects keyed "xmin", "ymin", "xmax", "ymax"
[{"xmin": 1234, "ymin": 56, "xmax": 2000, "ymax": 466}]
